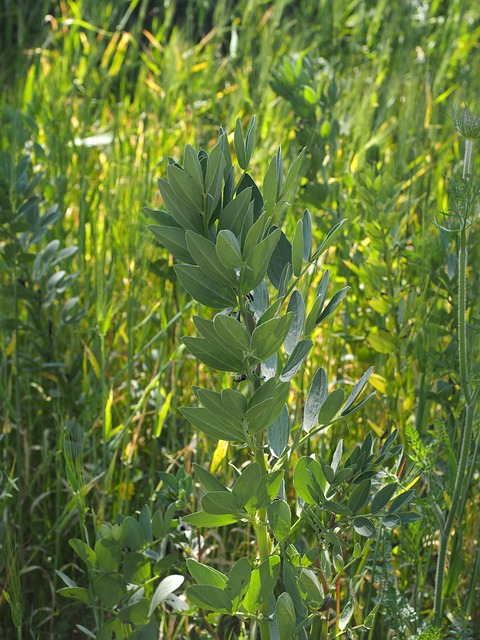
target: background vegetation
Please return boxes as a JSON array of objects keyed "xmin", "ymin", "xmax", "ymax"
[{"xmin": 1, "ymin": 0, "xmax": 480, "ymax": 638}]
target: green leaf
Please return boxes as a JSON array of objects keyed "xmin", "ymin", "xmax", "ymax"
[
  {"xmin": 318, "ymin": 389, "xmax": 345, "ymax": 425},
  {"xmin": 284, "ymin": 290, "xmax": 305, "ymax": 355},
  {"xmin": 339, "ymin": 597, "xmax": 354, "ymax": 631},
  {"xmin": 148, "ymin": 225, "xmax": 193, "ymax": 264},
  {"xmin": 242, "ymin": 555, "xmax": 281, "ymax": 613},
  {"xmin": 246, "ymin": 470, "xmax": 284, "ymax": 510},
  {"xmin": 232, "ymin": 462, "xmax": 262, "ymax": 507},
  {"xmin": 221, "ymin": 387, "xmax": 248, "ymax": 418},
  {"xmin": 123, "ymin": 552, "xmax": 151, "ymax": 585},
  {"xmin": 293, "ymin": 457, "xmax": 326, "ymax": 504},
  {"xmin": 276, "ymin": 592, "xmax": 297, "ymax": 640},
  {"xmin": 193, "ymin": 463, "xmax": 229, "ymax": 493},
  {"xmin": 120, "ymin": 516, "xmax": 145, "ymax": 551},
  {"xmin": 97, "ymin": 619, "xmax": 126, "ymax": 640},
  {"xmin": 353, "ymin": 517, "xmax": 376, "ymax": 538},
  {"xmin": 183, "ymin": 144, "xmax": 204, "ymax": 191},
  {"xmin": 280, "ymin": 148, "xmax": 306, "ymax": 200},
  {"xmin": 243, "ymin": 211, "xmax": 268, "ymax": 261},
  {"xmin": 267, "ymin": 230, "xmax": 292, "ymax": 289},
  {"xmin": 95, "ymin": 537, "xmax": 121, "ymax": 572},
  {"xmin": 187, "ymin": 585, "xmax": 233, "ymax": 614},
  {"xmin": 234, "ymin": 118, "xmax": 247, "ymax": 169},
  {"xmin": 316, "ymin": 287, "xmax": 349, "ymax": 325},
  {"xmin": 216, "ymin": 229, "xmax": 243, "ymax": 268},
  {"xmin": 280, "ymin": 339, "xmax": 312, "ymax": 381},
  {"xmin": 57, "ymin": 587, "xmax": 93, "ymax": 605},
  {"xmin": 213, "ymin": 314, "xmax": 250, "ymax": 353},
  {"xmin": 399, "ymin": 511, "xmax": 421, "ymax": 524},
  {"xmin": 267, "ymin": 500, "xmax": 291, "ymax": 542},
  {"xmin": 182, "ymin": 336, "xmax": 245, "ymax": 373},
  {"xmin": 226, "ymin": 557, "xmax": 252, "ymax": 602},
  {"xmin": 370, "ymin": 482, "xmax": 398, "ymax": 514},
  {"xmin": 166, "ymin": 164, "xmax": 203, "ymax": 214},
  {"xmin": 181, "ymin": 511, "xmax": 239, "ymax": 527},
  {"xmin": 368, "ymin": 329, "xmax": 397, "ymax": 355},
  {"xmin": 347, "ymin": 479, "xmax": 372, "ymax": 514},
  {"xmin": 246, "ymin": 380, "xmax": 290, "ymax": 434},
  {"xmin": 245, "ymin": 116, "xmax": 256, "ymax": 167},
  {"xmin": 341, "ymin": 367, "xmax": 373, "ymax": 416},
  {"xmin": 263, "ymin": 154, "xmax": 278, "ymax": 216},
  {"xmin": 175, "ymin": 264, "xmax": 237, "ymax": 308},
  {"xmin": 201, "ymin": 491, "xmax": 242, "ymax": 516},
  {"xmin": 388, "ymin": 488, "xmax": 415, "ymax": 514},
  {"xmin": 205, "ymin": 139, "xmax": 226, "ymax": 221},
  {"xmin": 323, "ymin": 500, "xmax": 352, "ymax": 516},
  {"xmin": 292, "ymin": 219, "xmax": 304, "ymax": 276},
  {"xmin": 181, "ymin": 405, "xmax": 245, "ymax": 441},
  {"xmin": 119, "ymin": 598, "xmax": 150, "ymax": 625},
  {"xmin": 186, "ymin": 558, "xmax": 228, "ymax": 589},
  {"xmin": 148, "ymin": 575, "xmax": 185, "ymax": 617},
  {"xmin": 312, "ymin": 219, "xmax": 347, "ymax": 260},
  {"xmin": 218, "ymin": 188, "xmax": 253, "ymax": 236},
  {"xmin": 251, "ymin": 313, "xmax": 293, "ymax": 362},
  {"xmin": 268, "ymin": 405, "xmax": 290, "ymax": 457},
  {"xmin": 186, "ymin": 231, "xmax": 236, "ymax": 286},
  {"xmin": 244, "ymin": 227, "xmax": 281, "ymax": 293},
  {"xmin": 302, "ymin": 209, "xmax": 312, "ymax": 261},
  {"xmin": 382, "ymin": 514, "xmax": 401, "ymax": 528},
  {"xmin": 69, "ymin": 538, "xmax": 97, "ymax": 568},
  {"xmin": 158, "ymin": 179, "xmax": 203, "ymax": 234},
  {"xmin": 303, "ymin": 368, "xmax": 328, "ymax": 432},
  {"xmin": 139, "ymin": 505, "xmax": 152, "ymax": 544},
  {"xmin": 94, "ymin": 573, "xmax": 126, "ymax": 607}
]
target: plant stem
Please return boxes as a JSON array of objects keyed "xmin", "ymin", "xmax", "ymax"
[{"xmin": 254, "ymin": 445, "xmax": 272, "ymax": 640}]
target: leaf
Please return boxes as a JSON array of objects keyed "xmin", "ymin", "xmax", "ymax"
[
  {"xmin": 148, "ymin": 575, "xmax": 185, "ymax": 617},
  {"xmin": 226, "ymin": 557, "xmax": 252, "ymax": 602},
  {"xmin": 284, "ymin": 290, "xmax": 305, "ymax": 355},
  {"xmin": 367, "ymin": 329, "xmax": 397, "ymax": 355},
  {"xmin": 276, "ymin": 592, "xmax": 297, "ymax": 640},
  {"xmin": 187, "ymin": 585, "xmax": 233, "ymax": 614},
  {"xmin": 292, "ymin": 219, "xmax": 304, "ymax": 276},
  {"xmin": 312, "ymin": 219, "xmax": 347, "ymax": 260},
  {"xmin": 234, "ymin": 118, "xmax": 247, "ymax": 169},
  {"xmin": 193, "ymin": 463, "xmax": 229, "ymax": 493},
  {"xmin": 183, "ymin": 144, "xmax": 204, "ymax": 191},
  {"xmin": 201, "ymin": 491, "xmax": 242, "ymax": 516},
  {"xmin": 174, "ymin": 264, "xmax": 237, "ymax": 308},
  {"xmin": 95, "ymin": 537, "xmax": 121, "ymax": 572},
  {"xmin": 323, "ymin": 500, "xmax": 352, "ymax": 516},
  {"xmin": 280, "ymin": 148, "xmax": 306, "ymax": 200},
  {"xmin": 347, "ymin": 479, "xmax": 372, "ymax": 514},
  {"xmin": 267, "ymin": 229, "xmax": 292, "ymax": 289},
  {"xmin": 245, "ymin": 116, "xmax": 256, "ymax": 166},
  {"xmin": 213, "ymin": 314, "xmax": 250, "ymax": 353},
  {"xmin": 243, "ymin": 211, "xmax": 268, "ymax": 261},
  {"xmin": 123, "ymin": 552, "xmax": 151, "ymax": 585},
  {"xmin": 216, "ymin": 229, "xmax": 243, "ymax": 268},
  {"xmin": 280, "ymin": 339, "xmax": 312, "ymax": 381},
  {"xmin": 94, "ymin": 574, "xmax": 126, "ymax": 608},
  {"xmin": 244, "ymin": 227, "xmax": 281, "ymax": 293},
  {"xmin": 232, "ymin": 462, "xmax": 262, "ymax": 507},
  {"xmin": 158, "ymin": 179, "xmax": 203, "ymax": 234},
  {"xmin": 331, "ymin": 439, "xmax": 343, "ymax": 473},
  {"xmin": 69, "ymin": 538, "xmax": 97, "ymax": 568},
  {"xmin": 186, "ymin": 231, "xmax": 236, "ymax": 286},
  {"xmin": 166, "ymin": 164, "xmax": 203, "ymax": 214},
  {"xmin": 246, "ymin": 470, "xmax": 284, "ymax": 510},
  {"xmin": 341, "ymin": 367, "xmax": 373, "ymax": 416},
  {"xmin": 388, "ymin": 488, "xmax": 415, "ymax": 514},
  {"xmin": 242, "ymin": 555, "xmax": 281, "ymax": 613},
  {"xmin": 339, "ymin": 597, "xmax": 355, "ymax": 631},
  {"xmin": 181, "ymin": 405, "xmax": 244, "ymax": 441},
  {"xmin": 293, "ymin": 457, "xmax": 326, "ymax": 504},
  {"xmin": 218, "ymin": 188, "xmax": 253, "ymax": 236},
  {"xmin": 181, "ymin": 511, "xmax": 239, "ymax": 527},
  {"xmin": 120, "ymin": 516, "xmax": 145, "ymax": 551},
  {"xmin": 268, "ymin": 405, "xmax": 290, "ymax": 457},
  {"xmin": 316, "ymin": 287, "xmax": 349, "ymax": 325},
  {"xmin": 303, "ymin": 368, "xmax": 328, "ymax": 432},
  {"xmin": 267, "ymin": 499, "xmax": 291, "ymax": 542},
  {"xmin": 302, "ymin": 209, "xmax": 312, "ymax": 261},
  {"xmin": 251, "ymin": 313, "xmax": 293, "ymax": 362},
  {"xmin": 263, "ymin": 154, "xmax": 278, "ymax": 216},
  {"xmin": 58, "ymin": 587, "xmax": 93, "ymax": 605},
  {"xmin": 182, "ymin": 336, "xmax": 245, "ymax": 373},
  {"xmin": 318, "ymin": 389, "xmax": 345, "ymax": 425},
  {"xmin": 186, "ymin": 558, "xmax": 228, "ymax": 589},
  {"xmin": 370, "ymin": 482, "xmax": 398, "ymax": 514},
  {"xmin": 353, "ymin": 517, "xmax": 376, "ymax": 538}
]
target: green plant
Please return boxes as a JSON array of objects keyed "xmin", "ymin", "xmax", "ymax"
[{"xmin": 145, "ymin": 117, "xmax": 418, "ymax": 639}]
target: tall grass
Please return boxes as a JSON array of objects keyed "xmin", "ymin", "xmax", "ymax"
[{"xmin": 1, "ymin": 0, "xmax": 479, "ymax": 637}]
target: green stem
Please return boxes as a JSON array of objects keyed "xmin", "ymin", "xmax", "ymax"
[
  {"xmin": 457, "ymin": 230, "xmax": 472, "ymax": 404},
  {"xmin": 254, "ymin": 445, "xmax": 272, "ymax": 640}
]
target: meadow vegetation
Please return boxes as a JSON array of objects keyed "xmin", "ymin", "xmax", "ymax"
[{"xmin": 1, "ymin": 1, "xmax": 480, "ymax": 638}]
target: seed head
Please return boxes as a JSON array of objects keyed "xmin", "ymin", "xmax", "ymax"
[{"xmin": 450, "ymin": 100, "xmax": 480, "ymax": 140}]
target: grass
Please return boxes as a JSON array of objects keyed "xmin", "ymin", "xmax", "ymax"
[{"xmin": 1, "ymin": 0, "xmax": 480, "ymax": 637}]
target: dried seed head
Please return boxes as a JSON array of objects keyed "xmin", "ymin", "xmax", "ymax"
[{"xmin": 450, "ymin": 100, "xmax": 480, "ymax": 140}]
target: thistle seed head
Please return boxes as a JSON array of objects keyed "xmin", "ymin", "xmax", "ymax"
[{"xmin": 450, "ymin": 100, "xmax": 480, "ymax": 140}]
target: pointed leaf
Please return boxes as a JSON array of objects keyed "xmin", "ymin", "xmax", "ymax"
[
  {"xmin": 303, "ymin": 368, "xmax": 328, "ymax": 432},
  {"xmin": 293, "ymin": 457, "xmax": 326, "ymax": 504},
  {"xmin": 193, "ymin": 463, "xmax": 229, "ymax": 493},
  {"xmin": 186, "ymin": 558, "xmax": 228, "ymax": 589},
  {"xmin": 201, "ymin": 491, "xmax": 242, "ymax": 516},
  {"xmin": 353, "ymin": 517, "xmax": 376, "ymax": 538},
  {"xmin": 148, "ymin": 575, "xmax": 184, "ymax": 617},
  {"xmin": 341, "ymin": 367, "xmax": 373, "ymax": 416},
  {"xmin": 182, "ymin": 511, "xmax": 239, "ymax": 527},
  {"xmin": 232, "ymin": 462, "xmax": 262, "ymax": 507},
  {"xmin": 284, "ymin": 290, "xmax": 305, "ymax": 355},
  {"xmin": 175, "ymin": 264, "xmax": 237, "ymax": 307},
  {"xmin": 371, "ymin": 483, "xmax": 398, "ymax": 514},
  {"xmin": 316, "ymin": 287, "xmax": 349, "ymax": 325},
  {"xmin": 318, "ymin": 389, "xmax": 345, "ymax": 425},
  {"xmin": 251, "ymin": 313, "xmax": 293, "ymax": 362},
  {"xmin": 216, "ymin": 230, "xmax": 243, "ymax": 268},
  {"xmin": 292, "ymin": 219, "xmax": 304, "ymax": 276},
  {"xmin": 187, "ymin": 585, "xmax": 233, "ymax": 614},
  {"xmin": 280, "ymin": 339, "xmax": 312, "ymax": 381},
  {"xmin": 242, "ymin": 555, "xmax": 281, "ymax": 613},
  {"xmin": 312, "ymin": 219, "xmax": 347, "ymax": 260},
  {"xmin": 186, "ymin": 231, "xmax": 236, "ymax": 286},
  {"xmin": 268, "ymin": 405, "xmax": 290, "ymax": 457}
]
